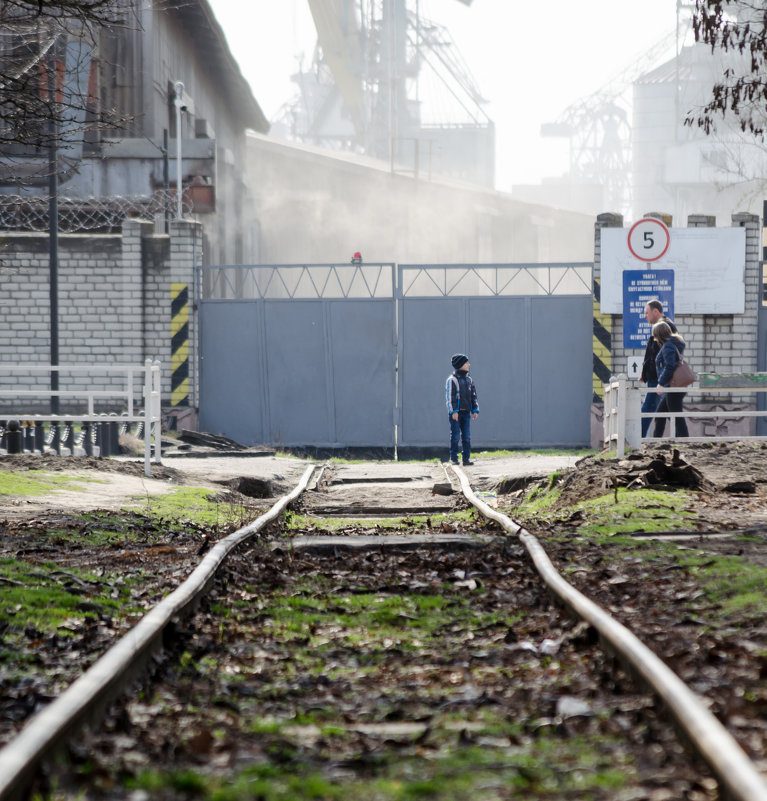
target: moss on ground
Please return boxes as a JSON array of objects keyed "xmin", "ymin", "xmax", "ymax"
[{"xmin": 510, "ymin": 473, "xmax": 767, "ymax": 626}]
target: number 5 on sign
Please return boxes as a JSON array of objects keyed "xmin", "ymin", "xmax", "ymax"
[{"xmin": 627, "ymin": 218, "xmax": 670, "ymax": 262}]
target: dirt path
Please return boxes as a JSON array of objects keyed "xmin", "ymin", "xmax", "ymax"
[
  {"xmin": 6, "ymin": 443, "xmax": 765, "ymax": 528},
  {"xmin": 0, "ymin": 453, "xmax": 311, "ymax": 519},
  {"xmin": 0, "ymin": 452, "xmax": 580, "ymax": 520}
]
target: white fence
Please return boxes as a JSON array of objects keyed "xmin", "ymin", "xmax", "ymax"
[
  {"xmin": 604, "ymin": 374, "xmax": 767, "ymax": 457},
  {"xmin": 0, "ymin": 360, "xmax": 162, "ymax": 476}
]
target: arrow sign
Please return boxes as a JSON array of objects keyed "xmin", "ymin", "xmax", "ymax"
[{"xmin": 627, "ymin": 358, "xmax": 641, "ymax": 380}]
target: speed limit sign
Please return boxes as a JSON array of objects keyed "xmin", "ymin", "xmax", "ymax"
[{"xmin": 627, "ymin": 218, "xmax": 670, "ymax": 262}]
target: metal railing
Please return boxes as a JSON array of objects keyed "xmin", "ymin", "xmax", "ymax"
[
  {"xmin": 604, "ymin": 374, "xmax": 767, "ymax": 457},
  {"xmin": 0, "ymin": 360, "xmax": 162, "ymax": 476}
]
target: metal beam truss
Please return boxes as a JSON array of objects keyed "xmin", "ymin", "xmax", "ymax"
[
  {"xmin": 201, "ymin": 262, "xmax": 592, "ymax": 300},
  {"xmin": 399, "ymin": 263, "xmax": 592, "ymax": 297},
  {"xmin": 201, "ymin": 263, "xmax": 395, "ymax": 300}
]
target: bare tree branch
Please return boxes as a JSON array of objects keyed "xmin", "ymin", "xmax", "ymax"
[
  {"xmin": 688, "ymin": 0, "xmax": 767, "ymax": 136},
  {"xmin": 0, "ymin": 0, "xmax": 137, "ymax": 182}
]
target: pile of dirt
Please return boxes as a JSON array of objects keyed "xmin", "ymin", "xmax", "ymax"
[
  {"xmin": 543, "ymin": 442, "xmax": 767, "ymax": 510},
  {"xmin": 0, "ymin": 453, "xmax": 183, "ymax": 482}
]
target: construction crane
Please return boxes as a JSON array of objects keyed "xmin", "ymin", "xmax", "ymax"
[
  {"xmin": 276, "ymin": 0, "xmax": 494, "ymax": 186},
  {"xmin": 304, "ymin": 0, "xmax": 367, "ymax": 137},
  {"xmin": 540, "ymin": 28, "xmax": 682, "ymax": 216}
]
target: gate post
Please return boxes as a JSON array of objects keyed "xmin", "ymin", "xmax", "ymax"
[
  {"xmin": 625, "ymin": 384, "xmax": 642, "ymax": 451},
  {"xmin": 615, "ymin": 375, "xmax": 627, "ymax": 458}
]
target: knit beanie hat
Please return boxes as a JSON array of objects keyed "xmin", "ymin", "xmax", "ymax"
[{"xmin": 451, "ymin": 353, "xmax": 469, "ymax": 370}]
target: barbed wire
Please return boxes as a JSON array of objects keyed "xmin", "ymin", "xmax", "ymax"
[{"xmin": 0, "ymin": 190, "xmax": 194, "ymax": 233}]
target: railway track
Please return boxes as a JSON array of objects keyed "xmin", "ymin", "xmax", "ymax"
[{"xmin": 1, "ymin": 460, "xmax": 767, "ymax": 800}]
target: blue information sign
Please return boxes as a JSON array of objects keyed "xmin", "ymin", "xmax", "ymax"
[{"xmin": 622, "ymin": 270, "xmax": 674, "ymax": 349}]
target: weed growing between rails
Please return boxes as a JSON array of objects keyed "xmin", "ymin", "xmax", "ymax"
[
  {"xmin": 281, "ymin": 507, "xmax": 481, "ymax": 534},
  {"xmin": 82, "ymin": 540, "xmax": 713, "ymax": 801}
]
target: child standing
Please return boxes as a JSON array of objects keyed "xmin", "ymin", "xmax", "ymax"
[{"xmin": 445, "ymin": 354, "xmax": 479, "ymax": 465}]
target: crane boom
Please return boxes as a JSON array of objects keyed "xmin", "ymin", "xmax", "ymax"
[{"xmin": 306, "ymin": 0, "xmax": 366, "ymax": 135}]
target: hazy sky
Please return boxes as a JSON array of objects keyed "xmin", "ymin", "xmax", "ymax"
[{"xmin": 207, "ymin": 0, "xmax": 684, "ymax": 192}]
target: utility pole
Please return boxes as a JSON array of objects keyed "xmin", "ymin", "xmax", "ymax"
[
  {"xmin": 174, "ymin": 81, "xmax": 184, "ymax": 220},
  {"xmin": 163, "ymin": 128, "xmax": 170, "ymax": 232},
  {"xmin": 47, "ymin": 41, "xmax": 59, "ymax": 416}
]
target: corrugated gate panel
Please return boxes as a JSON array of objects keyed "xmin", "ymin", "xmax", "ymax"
[
  {"xmin": 199, "ymin": 302, "xmax": 265, "ymax": 445},
  {"xmin": 329, "ymin": 300, "xmax": 395, "ymax": 446},
  {"xmin": 201, "ymin": 299, "xmax": 396, "ymax": 448},
  {"xmin": 398, "ymin": 297, "xmax": 464, "ymax": 447},
  {"xmin": 467, "ymin": 297, "xmax": 530, "ymax": 445},
  {"xmin": 398, "ymin": 296, "xmax": 590, "ymax": 448},
  {"xmin": 199, "ymin": 263, "xmax": 592, "ymax": 449},
  {"xmin": 531, "ymin": 295, "xmax": 592, "ymax": 445},
  {"xmin": 264, "ymin": 301, "xmax": 332, "ymax": 446}
]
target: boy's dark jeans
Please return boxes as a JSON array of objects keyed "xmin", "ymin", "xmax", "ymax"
[{"xmin": 449, "ymin": 412, "xmax": 471, "ymax": 463}]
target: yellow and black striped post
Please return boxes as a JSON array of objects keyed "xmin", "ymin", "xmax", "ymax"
[
  {"xmin": 592, "ymin": 278, "xmax": 612, "ymax": 402},
  {"xmin": 763, "ymin": 200, "xmax": 767, "ymax": 261},
  {"xmin": 763, "ymin": 200, "xmax": 767, "ymax": 303},
  {"xmin": 170, "ymin": 283, "xmax": 190, "ymax": 406}
]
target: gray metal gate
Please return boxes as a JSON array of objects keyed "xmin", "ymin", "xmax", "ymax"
[
  {"xmin": 396, "ymin": 263, "xmax": 593, "ymax": 448},
  {"xmin": 198, "ymin": 261, "xmax": 593, "ymax": 449},
  {"xmin": 758, "ymin": 294, "xmax": 767, "ymax": 435},
  {"xmin": 199, "ymin": 264, "xmax": 396, "ymax": 447}
]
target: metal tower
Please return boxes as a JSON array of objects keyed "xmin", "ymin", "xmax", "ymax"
[{"xmin": 273, "ymin": 0, "xmax": 495, "ymax": 187}]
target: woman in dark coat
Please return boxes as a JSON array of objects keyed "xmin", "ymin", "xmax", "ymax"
[{"xmin": 651, "ymin": 321, "xmax": 689, "ymax": 438}]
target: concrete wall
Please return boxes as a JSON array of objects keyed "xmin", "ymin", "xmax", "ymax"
[
  {"xmin": 0, "ymin": 220, "xmax": 202, "ymax": 418},
  {"xmin": 246, "ymin": 133, "xmax": 595, "ymax": 265}
]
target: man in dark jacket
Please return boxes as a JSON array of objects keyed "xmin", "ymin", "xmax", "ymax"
[
  {"xmin": 640, "ymin": 300, "xmax": 677, "ymax": 437},
  {"xmin": 445, "ymin": 354, "xmax": 479, "ymax": 466}
]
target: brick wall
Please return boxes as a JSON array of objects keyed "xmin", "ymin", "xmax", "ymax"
[
  {"xmin": 593, "ymin": 211, "xmax": 762, "ymax": 442},
  {"xmin": 0, "ymin": 220, "xmax": 202, "ymax": 416}
]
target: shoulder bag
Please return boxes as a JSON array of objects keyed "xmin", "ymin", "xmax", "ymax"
[{"xmin": 669, "ymin": 346, "xmax": 697, "ymax": 387}]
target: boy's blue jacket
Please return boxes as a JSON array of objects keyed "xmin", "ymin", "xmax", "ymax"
[
  {"xmin": 446, "ymin": 370, "xmax": 479, "ymax": 414},
  {"xmin": 656, "ymin": 339, "xmax": 685, "ymax": 386}
]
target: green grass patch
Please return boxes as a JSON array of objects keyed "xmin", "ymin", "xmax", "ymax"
[
  {"xmin": 513, "ymin": 484, "xmax": 694, "ymax": 541},
  {"xmin": 677, "ymin": 552, "xmax": 767, "ymax": 620},
  {"xmin": 0, "ymin": 557, "xmax": 132, "ymax": 644},
  {"xmin": 135, "ymin": 486, "xmax": 245, "ymax": 528},
  {"xmin": 0, "ymin": 469, "xmax": 102, "ymax": 498},
  {"xmin": 513, "ymin": 478, "xmax": 767, "ymax": 624},
  {"xmin": 474, "ymin": 448, "xmax": 594, "ymax": 459},
  {"xmin": 282, "ymin": 508, "xmax": 479, "ymax": 533},
  {"xmin": 257, "ymin": 589, "xmax": 510, "ymax": 650},
  {"xmin": 128, "ymin": 732, "xmax": 630, "ymax": 800},
  {"xmin": 567, "ymin": 488, "xmax": 694, "ymax": 540}
]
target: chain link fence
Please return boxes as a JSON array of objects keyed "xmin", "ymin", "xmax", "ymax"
[{"xmin": 0, "ymin": 190, "xmax": 193, "ymax": 233}]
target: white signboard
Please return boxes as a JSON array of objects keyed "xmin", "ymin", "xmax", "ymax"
[
  {"xmin": 626, "ymin": 355, "xmax": 641, "ymax": 379},
  {"xmin": 600, "ymin": 226, "xmax": 746, "ymax": 314}
]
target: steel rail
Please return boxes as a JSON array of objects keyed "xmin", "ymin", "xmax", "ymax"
[
  {"xmin": 0, "ymin": 464, "xmax": 316, "ymax": 801},
  {"xmin": 451, "ymin": 464, "xmax": 767, "ymax": 801}
]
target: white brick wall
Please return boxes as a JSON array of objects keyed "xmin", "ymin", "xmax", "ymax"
[
  {"xmin": 0, "ymin": 219, "xmax": 202, "ymax": 414},
  {"xmin": 594, "ymin": 211, "xmax": 763, "ymax": 436}
]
